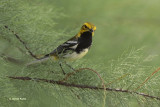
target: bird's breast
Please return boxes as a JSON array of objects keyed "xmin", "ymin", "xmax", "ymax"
[{"xmin": 63, "ymin": 49, "xmax": 88, "ymax": 61}]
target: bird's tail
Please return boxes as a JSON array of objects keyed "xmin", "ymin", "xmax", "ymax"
[{"xmin": 26, "ymin": 54, "xmax": 50, "ymax": 66}]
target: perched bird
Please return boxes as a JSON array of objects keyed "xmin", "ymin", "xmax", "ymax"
[{"xmin": 27, "ymin": 22, "xmax": 96, "ymax": 74}]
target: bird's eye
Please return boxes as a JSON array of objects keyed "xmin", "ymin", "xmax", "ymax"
[{"xmin": 84, "ymin": 25, "xmax": 88, "ymax": 29}]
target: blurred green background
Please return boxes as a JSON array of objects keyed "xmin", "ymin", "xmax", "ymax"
[
  {"xmin": 54, "ymin": 0, "xmax": 160, "ymax": 66},
  {"xmin": 0, "ymin": 0, "xmax": 160, "ymax": 107}
]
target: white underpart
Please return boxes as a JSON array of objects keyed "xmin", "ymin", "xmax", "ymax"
[{"xmin": 63, "ymin": 49, "xmax": 88, "ymax": 61}]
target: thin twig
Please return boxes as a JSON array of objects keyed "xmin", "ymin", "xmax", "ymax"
[
  {"xmin": 61, "ymin": 67, "xmax": 106, "ymax": 107},
  {"xmin": 61, "ymin": 67, "xmax": 105, "ymax": 86},
  {"xmin": 134, "ymin": 67, "xmax": 160, "ymax": 91},
  {"xmin": 8, "ymin": 76, "xmax": 160, "ymax": 101},
  {"xmin": 106, "ymin": 73, "xmax": 130, "ymax": 86},
  {"xmin": 4, "ymin": 26, "xmax": 38, "ymax": 59}
]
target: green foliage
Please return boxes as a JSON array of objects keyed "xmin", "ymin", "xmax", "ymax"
[{"xmin": 0, "ymin": 0, "xmax": 160, "ymax": 107}]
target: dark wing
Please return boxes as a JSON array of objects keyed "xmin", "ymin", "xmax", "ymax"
[{"xmin": 49, "ymin": 36, "xmax": 78, "ymax": 56}]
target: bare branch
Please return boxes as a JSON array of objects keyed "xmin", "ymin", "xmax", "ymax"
[
  {"xmin": 8, "ymin": 76, "xmax": 160, "ymax": 101},
  {"xmin": 4, "ymin": 26, "xmax": 38, "ymax": 59}
]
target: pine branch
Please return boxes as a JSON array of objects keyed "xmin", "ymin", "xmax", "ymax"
[{"xmin": 8, "ymin": 76, "xmax": 160, "ymax": 101}]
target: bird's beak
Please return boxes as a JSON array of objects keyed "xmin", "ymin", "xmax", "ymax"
[{"xmin": 89, "ymin": 29, "xmax": 94, "ymax": 33}]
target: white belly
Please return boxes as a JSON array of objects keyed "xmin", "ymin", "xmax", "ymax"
[{"xmin": 63, "ymin": 49, "xmax": 89, "ymax": 61}]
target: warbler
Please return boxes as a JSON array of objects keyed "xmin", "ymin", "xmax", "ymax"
[{"xmin": 27, "ymin": 22, "xmax": 96, "ymax": 73}]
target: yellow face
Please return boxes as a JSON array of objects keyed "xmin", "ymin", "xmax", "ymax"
[{"xmin": 80, "ymin": 22, "xmax": 96, "ymax": 35}]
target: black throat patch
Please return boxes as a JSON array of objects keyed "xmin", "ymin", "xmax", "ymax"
[{"xmin": 75, "ymin": 31, "xmax": 92, "ymax": 53}]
